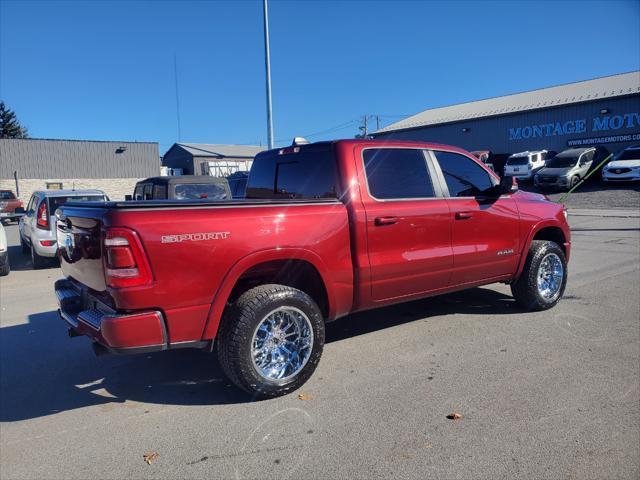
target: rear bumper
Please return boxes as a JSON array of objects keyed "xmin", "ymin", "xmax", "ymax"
[{"xmin": 55, "ymin": 278, "xmax": 209, "ymax": 355}]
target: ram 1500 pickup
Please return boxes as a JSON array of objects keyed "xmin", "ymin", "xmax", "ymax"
[{"xmin": 55, "ymin": 139, "xmax": 570, "ymax": 398}]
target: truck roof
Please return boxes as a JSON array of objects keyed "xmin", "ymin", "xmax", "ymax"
[
  {"xmin": 34, "ymin": 189, "xmax": 106, "ymax": 197},
  {"xmin": 136, "ymin": 175, "xmax": 229, "ymax": 185},
  {"xmin": 266, "ymin": 138, "xmax": 475, "ymax": 157}
]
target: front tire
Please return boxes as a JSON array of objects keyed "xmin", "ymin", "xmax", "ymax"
[
  {"xmin": 217, "ymin": 284, "xmax": 325, "ymax": 399},
  {"xmin": 511, "ymin": 240, "xmax": 567, "ymax": 311}
]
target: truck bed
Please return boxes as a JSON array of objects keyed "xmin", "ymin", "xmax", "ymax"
[{"xmin": 56, "ymin": 198, "xmax": 354, "ymax": 347}]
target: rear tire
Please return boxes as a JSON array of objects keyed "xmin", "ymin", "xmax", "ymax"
[
  {"xmin": 511, "ymin": 240, "xmax": 567, "ymax": 311},
  {"xmin": 30, "ymin": 244, "xmax": 47, "ymax": 269},
  {"xmin": 217, "ymin": 284, "xmax": 325, "ymax": 399},
  {"xmin": 20, "ymin": 236, "xmax": 29, "ymax": 254}
]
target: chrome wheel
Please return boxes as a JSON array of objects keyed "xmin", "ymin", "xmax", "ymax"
[
  {"xmin": 251, "ymin": 307, "xmax": 314, "ymax": 382},
  {"xmin": 537, "ymin": 253, "xmax": 564, "ymax": 300}
]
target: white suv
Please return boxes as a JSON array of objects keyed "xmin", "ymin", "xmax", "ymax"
[
  {"xmin": 504, "ymin": 150, "xmax": 549, "ymax": 181},
  {"xmin": 18, "ymin": 190, "xmax": 107, "ymax": 268}
]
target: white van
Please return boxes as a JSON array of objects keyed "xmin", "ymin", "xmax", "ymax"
[{"xmin": 504, "ymin": 150, "xmax": 548, "ymax": 181}]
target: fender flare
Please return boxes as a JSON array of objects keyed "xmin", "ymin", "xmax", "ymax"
[
  {"xmin": 514, "ymin": 220, "xmax": 568, "ymax": 279},
  {"xmin": 200, "ymin": 248, "xmax": 336, "ymax": 340}
]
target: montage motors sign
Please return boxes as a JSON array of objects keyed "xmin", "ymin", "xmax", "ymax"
[{"xmin": 508, "ymin": 112, "xmax": 640, "ymax": 146}]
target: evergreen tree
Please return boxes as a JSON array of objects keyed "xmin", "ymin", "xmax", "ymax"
[{"xmin": 0, "ymin": 101, "xmax": 29, "ymax": 138}]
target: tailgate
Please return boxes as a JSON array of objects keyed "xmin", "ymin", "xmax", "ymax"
[{"xmin": 57, "ymin": 205, "xmax": 107, "ymax": 292}]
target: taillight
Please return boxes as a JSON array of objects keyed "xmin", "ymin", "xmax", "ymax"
[
  {"xmin": 104, "ymin": 228, "xmax": 153, "ymax": 288},
  {"xmin": 37, "ymin": 202, "xmax": 49, "ymax": 229}
]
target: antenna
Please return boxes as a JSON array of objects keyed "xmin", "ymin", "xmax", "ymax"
[{"xmin": 174, "ymin": 54, "xmax": 182, "ymax": 142}]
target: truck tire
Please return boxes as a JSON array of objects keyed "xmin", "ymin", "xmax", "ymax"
[
  {"xmin": 511, "ymin": 240, "xmax": 567, "ymax": 311},
  {"xmin": 31, "ymin": 244, "xmax": 47, "ymax": 269},
  {"xmin": 217, "ymin": 284, "xmax": 325, "ymax": 399}
]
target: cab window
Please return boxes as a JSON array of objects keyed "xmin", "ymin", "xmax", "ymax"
[
  {"xmin": 133, "ymin": 185, "xmax": 144, "ymax": 200},
  {"xmin": 433, "ymin": 151, "xmax": 494, "ymax": 197}
]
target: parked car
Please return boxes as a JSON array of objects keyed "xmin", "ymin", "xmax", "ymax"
[
  {"xmin": 0, "ymin": 190, "xmax": 24, "ymax": 224},
  {"xmin": 0, "ymin": 223, "xmax": 9, "ymax": 276},
  {"xmin": 226, "ymin": 171, "xmax": 250, "ymax": 199},
  {"xmin": 503, "ymin": 150, "xmax": 549, "ymax": 181},
  {"xmin": 602, "ymin": 145, "xmax": 640, "ymax": 183},
  {"xmin": 584, "ymin": 146, "xmax": 611, "ymax": 182},
  {"xmin": 130, "ymin": 176, "xmax": 231, "ymax": 201},
  {"xmin": 55, "ymin": 139, "xmax": 570, "ymax": 398},
  {"xmin": 19, "ymin": 189, "xmax": 108, "ymax": 268},
  {"xmin": 534, "ymin": 148, "xmax": 596, "ymax": 190},
  {"xmin": 470, "ymin": 151, "xmax": 495, "ymax": 171}
]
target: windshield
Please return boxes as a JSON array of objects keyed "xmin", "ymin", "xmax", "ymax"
[
  {"xmin": 506, "ymin": 156, "xmax": 529, "ymax": 166},
  {"xmin": 48, "ymin": 195, "xmax": 106, "ymax": 211},
  {"xmin": 174, "ymin": 183, "xmax": 229, "ymax": 200},
  {"xmin": 545, "ymin": 156, "xmax": 578, "ymax": 168},
  {"xmin": 616, "ymin": 149, "xmax": 640, "ymax": 161},
  {"xmin": 0, "ymin": 191, "xmax": 16, "ymax": 200}
]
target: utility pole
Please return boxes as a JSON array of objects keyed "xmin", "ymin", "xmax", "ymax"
[
  {"xmin": 173, "ymin": 54, "xmax": 182, "ymax": 142},
  {"xmin": 359, "ymin": 115, "xmax": 368, "ymax": 138},
  {"xmin": 263, "ymin": 0, "xmax": 275, "ymax": 149}
]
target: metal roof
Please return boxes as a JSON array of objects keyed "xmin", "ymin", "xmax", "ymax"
[
  {"xmin": 174, "ymin": 143, "xmax": 265, "ymax": 158},
  {"xmin": 0, "ymin": 138, "xmax": 159, "ymax": 179},
  {"xmin": 375, "ymin": 71, "xmax": 640, "ymax": 134}
]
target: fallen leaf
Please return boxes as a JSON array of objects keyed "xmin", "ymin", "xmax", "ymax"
[
  {"xmin": 143, "ymin": 452, "xmax": 160, "ymax": 465},
  {"xmin": 298, "ymin": 393, "xmax": 313, "ymax": 401},
  {"xmin": 446, "ymin": 412, "xmax": 463, "ymax": 420}
]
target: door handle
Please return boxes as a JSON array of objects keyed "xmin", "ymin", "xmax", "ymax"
[
  {"xmin": 374, "ymin": 216, "xmax": 398, "ymax": 226},
  {"xmin": 455, "ymin": 211, "xmax": 473, "ymax": 220}
]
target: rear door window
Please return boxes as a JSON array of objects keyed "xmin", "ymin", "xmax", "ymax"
[
  {"xmin": 433, "ymin": 151, "xmax": 494, "ymax": 197},
  {"xmin": 153, "ymin": 184, "xmax": 167, "ymax": 199},
  {"xmin": 133, "ymin": 185, "xmax": 144, "ymax": 200},
  {"xmin": 362, "ymin": 148, "xmax": 434, "ymax": 199}
]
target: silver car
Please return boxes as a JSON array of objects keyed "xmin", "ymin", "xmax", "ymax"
[
  {"xmin": 534, "ymin": 148, "xmax": 596, "ymax": 191},
  {"xmin": 18, "ymin": 189, "xmax": 107, "ymax": 268}
]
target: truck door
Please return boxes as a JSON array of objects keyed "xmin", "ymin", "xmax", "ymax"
[
  {"xmin": 430, "ymin": 150, "xmax": 520, "ymax": 284},
  {"xmin": 359, "ymin": 147, "xmax": 453, "ymax": 302}
]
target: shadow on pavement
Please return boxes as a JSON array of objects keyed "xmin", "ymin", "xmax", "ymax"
[{"xmin": 1, "ymin": 287, "xmax": 514, "ymax": 421}]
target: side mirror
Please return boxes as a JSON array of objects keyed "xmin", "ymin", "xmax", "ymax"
[
  {"xmin": 14, "ymin": 207, "xmax": 25, "ymax": 214},
  {"xmin": 124, "ymin": 194, "xmax": 132, "ymax": 201},
  {"xmin": 499, "ymin": 175, "xmax": 518, "ymax": 194}
]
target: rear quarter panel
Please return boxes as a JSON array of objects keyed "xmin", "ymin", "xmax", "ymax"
[{"xmin": 104, "ymin": 202, "xmax": 353, "ymax": 342}]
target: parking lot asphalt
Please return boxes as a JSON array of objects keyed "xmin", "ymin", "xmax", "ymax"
[{"xmin": 1, "ymin": 207, "xmax": 639, "ymax": 480}]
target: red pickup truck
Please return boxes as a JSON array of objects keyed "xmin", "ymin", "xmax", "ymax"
[{"xmin": 55, "ymin": 139, "xmax": 570, "ymax": 398}]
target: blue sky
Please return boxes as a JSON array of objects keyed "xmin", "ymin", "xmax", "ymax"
[{"xmin": 1, "ymin": 0, "xmax": 639, "ymax": 154}]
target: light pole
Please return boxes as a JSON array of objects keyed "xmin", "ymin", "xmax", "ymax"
[{"xmin": 263, "ymin": 0, "xmax": 275, "ymax": 149}]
